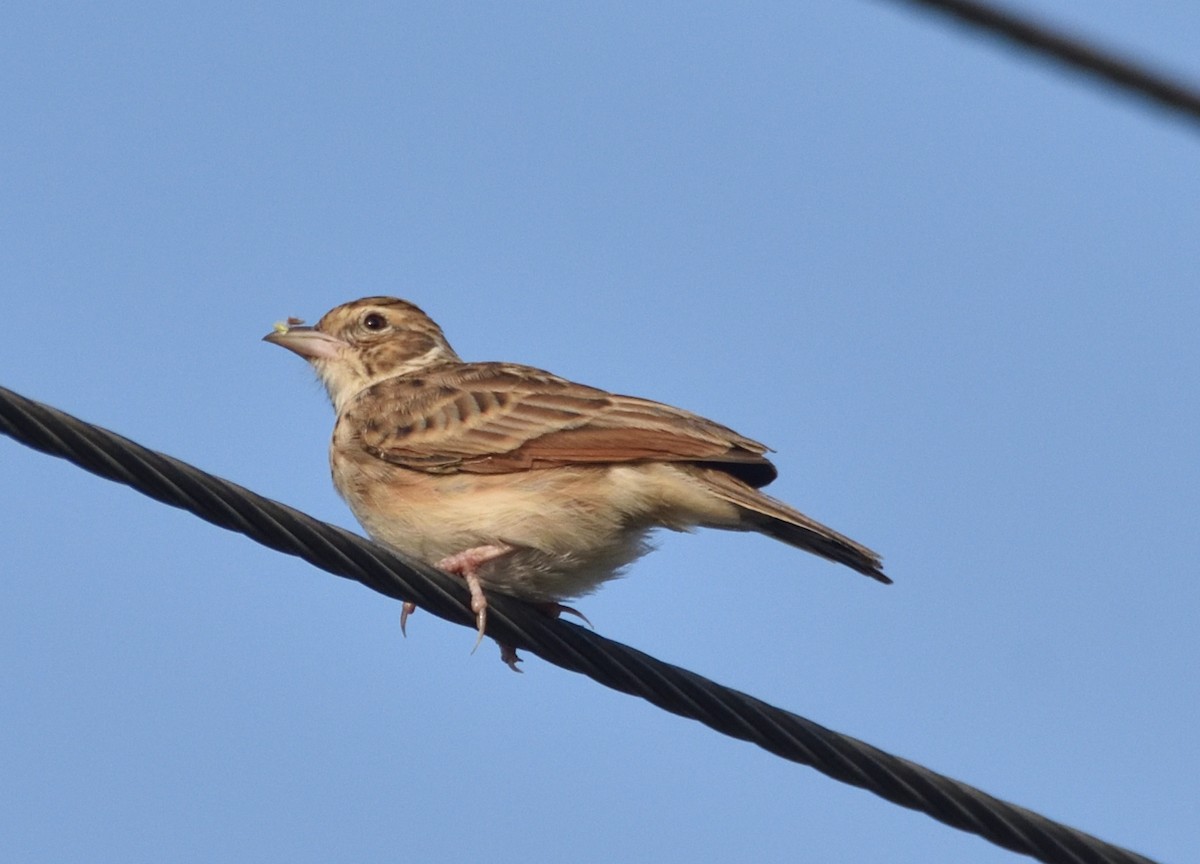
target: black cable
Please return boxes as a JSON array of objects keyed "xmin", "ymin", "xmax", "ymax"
[
  {"xmin": 0, "ymin": 384, "xmax": 1159, "ymax": 864},
  {"xmin": 882, "ymin": 0, "xmax": 1200, "ymax": 126}
]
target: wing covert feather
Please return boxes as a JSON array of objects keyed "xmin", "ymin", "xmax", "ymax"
[{"xmin": 343, "ymin": 363, "xmax": 778, "ymax": 485}]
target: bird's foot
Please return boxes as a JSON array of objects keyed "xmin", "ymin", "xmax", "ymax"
[
  {"xmin": 490, "ymin": 603, "xmax": 591, "ymax": 672},
  {"xmin": 435, "ymin": 544, "xmax": 515, "ymax": 657},
  {"xmin": 400, "ymin": 601, "xmax": 417, "ymax": 636},
  {"xmin": 536, "ymin": 601, "xmax": 594, "ymax": 629},
  {"xmin": 499, "ymin": 643, "xmax": 523, "ymax": 672}
]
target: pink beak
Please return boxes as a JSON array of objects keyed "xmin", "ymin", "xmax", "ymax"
[{"xmin": 262, "ymin": 326, "xmax": 346, "ymax": 361}]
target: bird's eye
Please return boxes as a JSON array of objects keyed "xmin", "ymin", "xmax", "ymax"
[{"xmin": 362, "ymin": 312, "xmax": 388, "ymax": 331}]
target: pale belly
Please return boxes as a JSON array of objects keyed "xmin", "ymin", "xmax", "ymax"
[{"xmin": 331, "ymin": 458, "xmax": 679, "ymax": 603}]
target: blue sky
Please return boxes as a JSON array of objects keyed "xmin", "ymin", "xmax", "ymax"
[{"xmin": 2, "ymin": 2, "xmax": 1196, "ymax": 861}]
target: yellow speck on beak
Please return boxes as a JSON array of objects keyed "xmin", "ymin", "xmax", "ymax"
[{"xmin": 273, "ymin": 321, "xmax": 290, "ymax": 334}]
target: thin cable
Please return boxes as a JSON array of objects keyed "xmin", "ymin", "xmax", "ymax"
[
  {"xmin": 882, "ymin": 0, "xmax": 1200, "ymax": 126},
  {"xmin": 0, "ymin": 384, "xmax": 1159, "ymax": 864}
]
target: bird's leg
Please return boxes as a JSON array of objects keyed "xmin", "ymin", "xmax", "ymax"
[{"xmin": 435, "ymin": 544, "xmax": 515, "ymax": 658}]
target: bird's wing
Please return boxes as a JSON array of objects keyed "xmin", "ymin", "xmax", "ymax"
[{"xmin": 342, "ymin": 363, "xmax": 778, "ymax": 486}]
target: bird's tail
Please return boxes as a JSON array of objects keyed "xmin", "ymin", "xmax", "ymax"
[{"xmin": 698, "ymin": 469, "xmax": 890, "ymax": 584}]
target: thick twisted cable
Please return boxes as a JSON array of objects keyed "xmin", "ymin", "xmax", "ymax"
[
  {"xmin": 884, "ymin": 0, "xmax": 1200, "ymax": 127},
  {"xmin": 0, "ymin": 385, "xmax": 1157, "ymax": 864}
]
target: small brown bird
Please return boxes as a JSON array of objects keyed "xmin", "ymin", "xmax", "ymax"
[{"xmin": 265, "ymin": 297, "xmax": 888, "ymax": 668}]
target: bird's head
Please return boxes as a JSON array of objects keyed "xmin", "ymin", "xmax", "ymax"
[{"xmin": 264, "ymin": 296, "xmax": 460, "ymax": 411}]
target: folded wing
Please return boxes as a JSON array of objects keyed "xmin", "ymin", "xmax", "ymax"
[{"xmin": 345, "ymin": 362, "xmax": 779, "ymax": 486}]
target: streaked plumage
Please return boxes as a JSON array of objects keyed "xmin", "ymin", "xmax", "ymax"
[{"xmin": 265, "ymin": 297, "xmax": 888, "ymax": 667}]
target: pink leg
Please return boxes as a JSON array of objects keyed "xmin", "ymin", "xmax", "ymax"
[{"xmin": 436, "ymin": 544, "xmax": 514, "ymax": 658}]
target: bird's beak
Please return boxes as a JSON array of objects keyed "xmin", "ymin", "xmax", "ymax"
[{"xmin": 262, "ymin": 324, "xmax": 346, "ymax": 361}]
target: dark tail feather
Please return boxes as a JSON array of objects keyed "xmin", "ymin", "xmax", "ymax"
[
  {"xmin": 698, "ymin": 468, "xmax": 891, "ymax": 584},
  {"xmin": 745, "ymin": 510, "xmax": 890, "ymax": 584}
]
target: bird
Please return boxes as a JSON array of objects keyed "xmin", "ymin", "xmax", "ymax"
[{"xmin": 264, "ymin": 296, "xmax": 888, "ymax": 669}]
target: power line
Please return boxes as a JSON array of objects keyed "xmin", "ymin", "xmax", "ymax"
[
  {"xmin": 0, "ymin": 383, "xmax": 1161, "ymax": 864},
  {"xmin": 883, "ymin": 0, "xmax": 1200, "ymax": 126}
]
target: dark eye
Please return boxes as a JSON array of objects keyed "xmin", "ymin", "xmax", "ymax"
[{"xmin": 363, "ymin": 312, "xmax": 388, "ymax": 331}]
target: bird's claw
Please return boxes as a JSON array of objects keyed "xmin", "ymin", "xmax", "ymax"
[
  {"xmin": 499, "ymin": 644, "xmax": 523, "ymax": 672},
  {"xmin": 470, "ymin": 603, "xmax": 487, "ymax": 654},
  {"xmin": 539, "ymin": 602, "xmax": 594, "ymax": 629}
]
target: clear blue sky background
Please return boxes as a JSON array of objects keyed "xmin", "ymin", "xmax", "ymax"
[{"xmin": 2, "ymin": 2, "xmax": 1196, "ymax": 862}]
